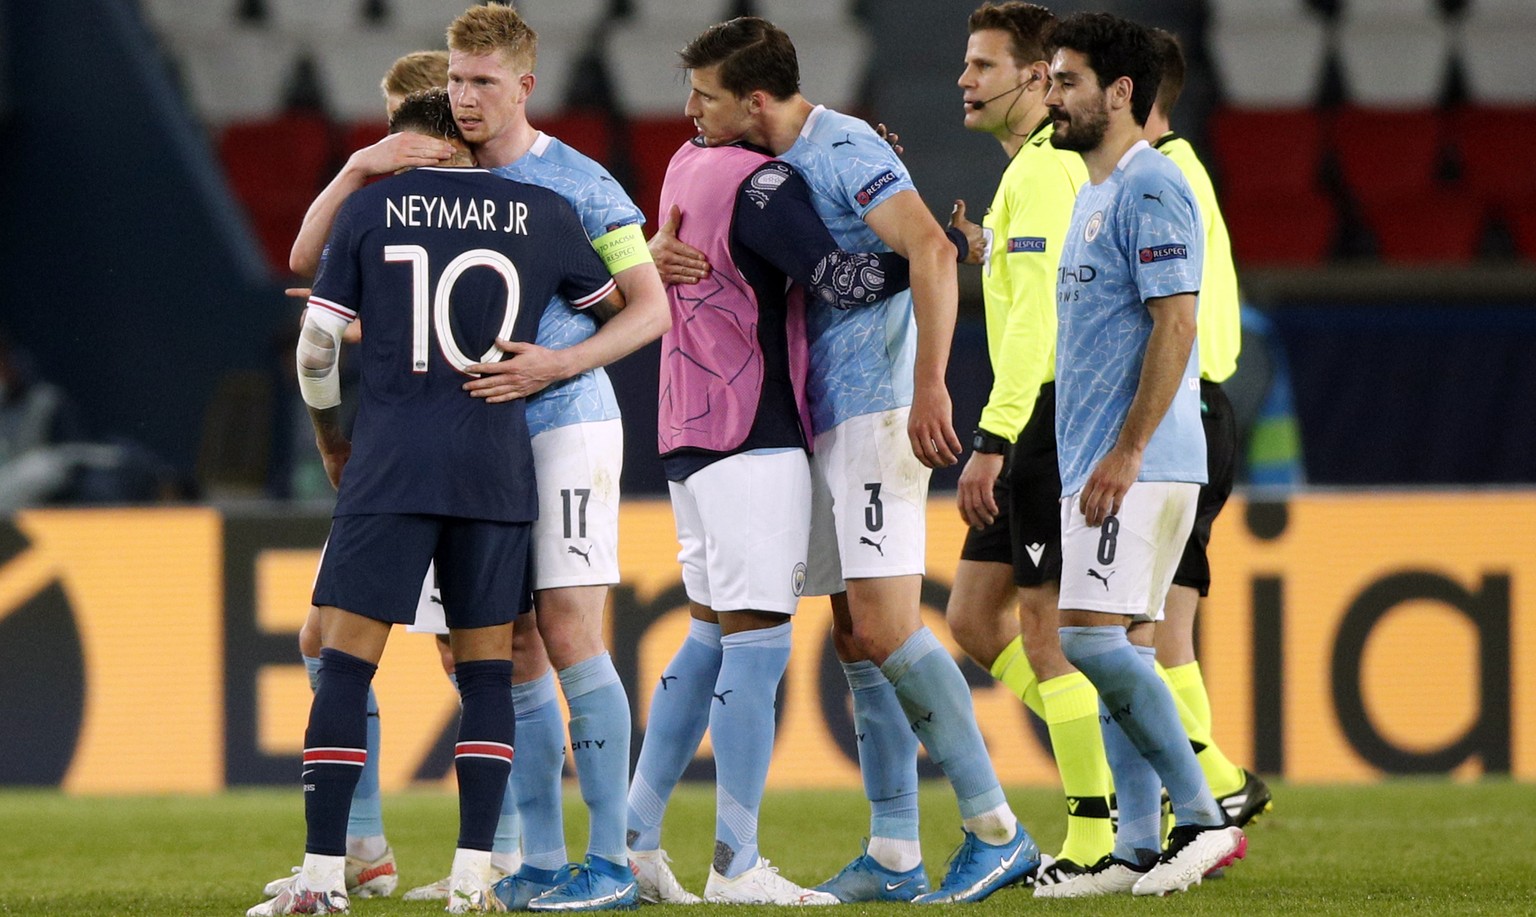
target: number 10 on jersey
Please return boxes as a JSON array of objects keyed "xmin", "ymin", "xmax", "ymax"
[{"xmin": 384, "ymin": 244, "xmax": 523, "ymax": 375}]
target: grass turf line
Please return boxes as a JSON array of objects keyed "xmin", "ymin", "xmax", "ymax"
[{"xmin": 0, "ymin": 780, "xmax": 1532, "ymax": 915}]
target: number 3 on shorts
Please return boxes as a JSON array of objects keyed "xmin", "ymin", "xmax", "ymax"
[{"xmin": 864, "ymin": 482, "xmax": 883, "ymax": 532}]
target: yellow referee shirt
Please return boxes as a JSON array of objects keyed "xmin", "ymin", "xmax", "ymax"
[
  {"xmin": 1155, "ymin": 133, "xmax": 1240, "ymax": 383},
  {"xmin": 978, "ymin": 119, "xmax": 1088, "ymax": 441}
]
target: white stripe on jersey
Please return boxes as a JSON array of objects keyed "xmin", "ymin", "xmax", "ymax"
[
  {"xmin": 569, "ymin": 278, "xmax": 617, "ymax": 309},
  {"xmin": 307, "ymin": 294, "xmax": 356, "ymax": 321}
]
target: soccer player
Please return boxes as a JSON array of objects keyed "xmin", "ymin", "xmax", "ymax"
[
  {"xmin": 1042, "ymin": 12, "xmax": 1245, "ymax": 896},
  {"xmin": 944, "ymin": 1, "xmax": 1117, "ymax": 889},
  {"xmin": 629, "ymin": 82, "xmax": 914, "ymax": 903},
  {"xmin": 1145, "ymin": 28, "xmax": 1273, "ymax": 829},
  {"xmin": 443, "ymin": 4, "xmax": 671, "ymax": 911},
  {"xmin": 645, "ymin": 17, "xmax": 1040, "ymax": 905},
  {"xmin": 263, "ymin": 50, "xmax": 454, "ymax": 904},
  {"xmin": 248, "ymin": 89, "xmax": 623, "ymax": 917}
]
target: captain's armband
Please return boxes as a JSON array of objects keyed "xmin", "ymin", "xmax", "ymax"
[{"xmin": 592, "ymin": 223, "xmax": 653, "ymax": 275}]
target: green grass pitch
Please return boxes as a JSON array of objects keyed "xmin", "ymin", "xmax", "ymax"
[{"xmin": 0, "ymin": 780, "xmax": 1531, "ymax": 915}]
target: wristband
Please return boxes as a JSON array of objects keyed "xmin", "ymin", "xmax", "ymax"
[
  {"xmin": 972, "ymin": 428, "xmax": 1009, "ymax": 455},
  {"xmin": 944, "ymin": 225, "xmax": 969, "ymax": 263}
]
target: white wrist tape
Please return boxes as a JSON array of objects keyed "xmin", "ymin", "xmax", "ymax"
[{"xmin": 296, "ymin": 306, "xmax": 350, "ymax": 409}]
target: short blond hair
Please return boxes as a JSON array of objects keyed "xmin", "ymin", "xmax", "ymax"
[
  {"xmin": 446, "ymin": 3, "xmax": 538, "ymax": 73},
  {"xmin": 381, "ymin": 50, "xmax": 450, "ymax": 98}
]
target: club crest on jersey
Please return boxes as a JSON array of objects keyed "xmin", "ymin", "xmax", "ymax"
[
  {"xmin": 1139, "ymin": 244, "xmax": 1188, "ymax": 263},
  {"xmin": 1007, "ymin": 236, "xmax": 1047, "ymax": 253},
  {"xmin": 855, "ymin": 170, "xmax": 899, "ymax": 207},
  {"xmin": 752, "ymin": 167, "xmax": 789, "ymax": 192},
  {"xmin": 1084, "ymin": 210, "xmax": 1104, "ymax": 242},
  {"xmin": 792, "ymin": 562, "xmax": 807, "ymax": 596}
]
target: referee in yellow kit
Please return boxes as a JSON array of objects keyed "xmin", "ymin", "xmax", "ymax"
[{"xmin": 947, "ymin": 1, "xmax": 1112, "ymax": 881}]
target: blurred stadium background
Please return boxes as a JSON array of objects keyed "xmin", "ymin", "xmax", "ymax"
[{"xmin": 0, "ymin": 0, "xmax": 1532, "ymax": 801}]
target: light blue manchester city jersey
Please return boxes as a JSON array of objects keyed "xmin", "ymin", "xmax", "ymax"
[
  {"xmin": 779, "ymin": 106, "xmax": 917, "ymax": 433},
  {"xmin": 493, "ymin": 132, "xmax": 641, "ymax": 436},
  {"xmin": 1055, "ymin": 141, "xmax": 1206, "ymax": 497}
]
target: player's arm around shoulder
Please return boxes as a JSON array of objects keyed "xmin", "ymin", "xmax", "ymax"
[
  {"xmin": 462, "ymin": 245, "xmax": 669, "ymax": 404},
  {"xmin": 288, "ymin": 131, "xmax": 455, "ymax": 277}
]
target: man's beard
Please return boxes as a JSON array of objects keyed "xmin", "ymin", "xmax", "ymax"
[{"xmin": 1049, "ymin": 101, "xmax": 1108, "ymax": 152}]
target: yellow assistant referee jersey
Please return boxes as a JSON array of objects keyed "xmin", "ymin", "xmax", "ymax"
[
  {"xmin": 978, "ymin": 118, "xmax": 1088, "ymax": 441},
  {"xmin": 1155, "ymin": 133, "xmax": 1240, "ymax": 383}
]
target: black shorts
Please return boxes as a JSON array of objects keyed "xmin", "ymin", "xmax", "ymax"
[
  {"xmin": 959, "ymin": 383, "xmax": 1063, "ymax": 587},
  {"xmin": 1171, "ymin": 380, "xmax": 1237, "ymax": 595},
  {"xmin": 314, "ymin": 513, "xmax": 533, "ymax": 627}
]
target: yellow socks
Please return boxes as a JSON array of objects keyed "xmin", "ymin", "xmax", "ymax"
[
  {"xmin": 989, "ymin": 637, "xmax": 1043, "ymax": 718},
  {"xmin": 1159, "ymin": 661, "xmax": 1246, "ymax": 799},
  {"xmin": 1038, "ymin": 672, "xmax": 1114, "ymax": 866}
]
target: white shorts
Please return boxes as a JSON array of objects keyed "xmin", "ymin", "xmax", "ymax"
[
  {"xmin": 1058, "ymin": 481, "xmax": 1199, "ymax": 621},
  {"xmin": 669, "ymin": 449, "xmax": 812, "ymax": 614},
  {"xmin": 804, "ymin": 407, "xmax": 932, "ymax": 596},
  {"xmin": 407, "ymin": 419, "xmax": 623, "ymax": 634}
]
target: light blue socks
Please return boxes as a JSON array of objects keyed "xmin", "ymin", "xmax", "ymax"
[
  {"xmin": 558, "ymin": 653, "xmax": 632, "ymax": 865},
  {"xmin": 628, "ymin": 619, "xmax": 722, "ymax": 852},
  {"xmin": 1059, "ymin": 626, "xmax": 1224, "ymax": 832},
  {"xmin": 711, "ymin": 621, "xmax": 792, "ymax": 878},
  {"xmin": 841, "ymin": 660, "xmax": 921, "ymax": 843}
]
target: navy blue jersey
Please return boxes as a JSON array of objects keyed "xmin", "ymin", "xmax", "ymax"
[{"xmin": 310, "ymin": 167, "xmax": 616, "ymax": 521}]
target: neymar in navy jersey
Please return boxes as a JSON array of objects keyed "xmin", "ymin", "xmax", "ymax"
[{"xmin": 250, "ymin": 91, "xmax": 619, "ymax": 917}]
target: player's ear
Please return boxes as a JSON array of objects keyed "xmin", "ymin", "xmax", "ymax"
[
  {"xmin": 1028, "ymin": 60, "xmax": 1049, "ymax": 89},
  {"xmin": 1108, "ymin": 74, "xmax": 1132, "ymax": 111},
  {"xmin": 517, "ymin": 71, "xmax": 536, "ymax": 104}
]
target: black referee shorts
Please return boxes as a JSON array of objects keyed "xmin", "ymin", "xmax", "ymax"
[
  {"xmin": 1171, "ymin": 379, "xmax": 1237, "ymax": 596},
  {"xmin": 959, "ymin": 383, "xmax": 1063, "ymax": 587}
]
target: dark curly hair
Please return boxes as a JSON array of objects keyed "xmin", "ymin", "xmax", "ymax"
[
  {"xmin": 388, "ymin": 88, "xmax": 461, "ymax": 141},
  {"xmin": 679, "ymin": 16, "xmax": 800, "ymax": 101},
  {"xmin": 1049, "ymin": 12, "xmax": 1162, "ymax": 126}
]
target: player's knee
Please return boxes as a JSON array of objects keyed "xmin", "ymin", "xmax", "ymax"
[
  {"xmin": 945, "ymin": 607, "xmax": 990, "ymax": 661},
  {"xmin": 829, "ymin": 623, "xmax": 867, "ymax": 663},
  {"xmin": 298, "ymin": 610, "xmax": 322, "ymax": 658}
]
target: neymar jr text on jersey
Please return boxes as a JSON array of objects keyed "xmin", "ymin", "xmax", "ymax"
[{"xmin": 385, "ymin": 193, "xmax": 531, "ymax": 235}]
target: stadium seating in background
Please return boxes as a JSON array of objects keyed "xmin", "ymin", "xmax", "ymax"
[
  {"xmin": 386, "ymin": 0, "xmax": 493, "ymax": 33},
  {"xmin": 139, "ymin": 0, "xmax": 244, "ymax": 34},
  {"xmin": 1335, "ymin": 0, "xmax": 1452, "ymax": 108},
  {"xmin": 537, "ymin": 110, "xmax": 617, "ymax": 167},
  {"xmin": 339, "ymin": 120, "xmax": 385, "ymax": 158},
  {"xmin": 1331, "ymin": 106, "xmax": 1482, "ymax": 263},
  {"xmin": 1457, "ymin": 0, "xmax": 1536, "ymax": 106},
  {"xmin": 1207, "ymin": 107, "xmax": 1337, "ymax": 264},
  {"xmin": 311, "ymin": 32, "xmax": 439, "ymax": 123},
  {"xmin": 168, "ymin": 27, "xmax": 303, "ymax": 124},
  {"xmin": 1206, "ymin": 0, "xmax": 1328, "ymax": 108},
  {"xmin": 752, "ymin": 0, "xmax": 871, "ymax": 112},
  {"xmin": 607, "ymin": 4, "xmax": 732, "ymax": 117},
  {"xmin": 1455, "ymin": 105, "xmax": 1536, "ymax": 259},
  {"xmin": 218, "ymin": 113, "xmax": 333, "ymax": 273},
  {"xmin": 263, "ymin": 0, "xmax": 367, "ymax": 32},
  {"xmin": 627, "ymin": 118, "xmax": 703, "ymax": 227}
]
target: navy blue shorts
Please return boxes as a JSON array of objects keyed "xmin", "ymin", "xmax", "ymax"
[
  {"xmin": 313, "ymin": 513, "xmax": 533, "ymax": 628},
  {"xmin": 959, "ymin": 383, "xmax": 1063, "ymax": 587},
  {"xmin": 1171, "ymin": 380, "xmax": 1237, "ymax": 596}
]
